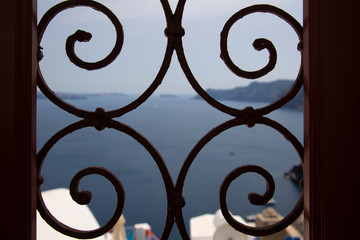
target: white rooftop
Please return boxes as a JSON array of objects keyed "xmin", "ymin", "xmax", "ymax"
[
  {"xmin": 190, "ymin": 209, "xmax": 256, "ymax": 240},
  {"xmin": 37, "ymin": 188, "xmax": 106, "ymax": 240}
]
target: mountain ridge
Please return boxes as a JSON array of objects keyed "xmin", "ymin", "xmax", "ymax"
[{"xmin": 194, "ymin": 80, "xmax": 303, "ymax": 110}]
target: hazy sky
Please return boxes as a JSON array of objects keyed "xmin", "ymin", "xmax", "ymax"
[{"xmin": 38, "ymin": 0, "xmax": 303, "ymax": 94}]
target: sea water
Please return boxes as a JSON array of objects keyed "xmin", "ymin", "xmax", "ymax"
[{"xmin": 37, "ymin": 94, "xmax": 303, "ymax": 239}]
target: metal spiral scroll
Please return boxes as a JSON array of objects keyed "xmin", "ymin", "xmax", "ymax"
[
  {"xmin": 37, "ymin": 0, "xmax": 303, "ymax": 239},
  {"xmin": 37, "ymin": 1, "xmax": 175, "ymax": 238},
  {"xmin": 37, "ymin": 0, "xmax": 175, "ymax": 119},
  {"xmin": 175, "ymin": 117, "xmax": 304, "ymax": 238},
  {"xmin": 37, "ymin": 119, "xmax": 175, "ymax": 239}
]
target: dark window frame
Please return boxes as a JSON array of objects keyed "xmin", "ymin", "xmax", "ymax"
[{"xmin": 1, "ymin": 0, "xmax": 359, "ymax": 239}]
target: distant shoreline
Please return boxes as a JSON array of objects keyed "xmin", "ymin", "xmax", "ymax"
[
  {"xmin": 37, "ymin": 80, "xmax": 303, "ymax": 110},
  {"xmin": 37, "ymin": 92, "xmax": 127, "ymax": 100}
]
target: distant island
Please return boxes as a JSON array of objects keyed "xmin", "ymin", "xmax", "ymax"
[
  {"xmin": 284, "ymin": 164, "xmax": 303, "ymax": 187},
  {"xmin": 160, "ymin": 94, "xmax": 178, "ymax": 98},
  {"xmin": 37, "ymin": 92, "xmax": 127, "ymax": 100},
  {"xmin": 194, "ymin": 80, "xmax": 303, "ymax": 110}
]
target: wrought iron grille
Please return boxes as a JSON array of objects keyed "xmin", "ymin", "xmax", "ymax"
[{"xmin": 37, "ymin": 0, "xmax": 303, "ymax": 239}]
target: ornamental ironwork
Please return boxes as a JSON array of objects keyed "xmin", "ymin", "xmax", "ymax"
[{"xmin": 37, "ymin": 0, "xmax": 303, "ymax": 239}]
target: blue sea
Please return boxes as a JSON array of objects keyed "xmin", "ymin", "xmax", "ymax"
[{"xmin": 37, "ymin": 95, "xmax": 303, "ymax": 239}]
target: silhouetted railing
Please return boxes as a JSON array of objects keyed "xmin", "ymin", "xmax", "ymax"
[{"xmin": 37, "ymin": 0, "xmax": 303, "ymax": 239}]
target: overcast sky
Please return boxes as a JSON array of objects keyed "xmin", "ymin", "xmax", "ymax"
[{"xmin": 38, "ymin": 0, "xmax": 303, "ymax": 94}]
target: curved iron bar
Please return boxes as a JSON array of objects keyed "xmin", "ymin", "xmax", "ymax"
[
  {"xmin": 221, "ymin": 165, "xmax": 276, "ymax": 206},
  {"xmin": 69, "ymin": 167, "xmax": 123, "ymax": 206},
  {"xmin": 38, "ymin": 0, "xmax": 124, "ymax": 71},
  {"xmin": 37, "ymin": 0, "xmax": 174, "ymax": 120},
  {"xmin": 222, "ymin": 36, "xmax": 277, "ymax": 79},
  {"xmin": 37, "ymin": 167, "xmax": 125, "ymax": 239},
  {"xmin": 175, "ymin": 116, "xmax": 303, "ymax": 237},
  {"xmin": 219, "ymin": 166, "xmax": 303, "ymax": 236},
  {"xmin": 37, "ymin": 119, "xmax": 175, "ymax": 239},
  {"xmin": 177, "ymin": 4, "xmax": 303, "ymax": 117},
  {"xmin": 220, "ymin": 4, "xmax": 302, "ymax": 79}
]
